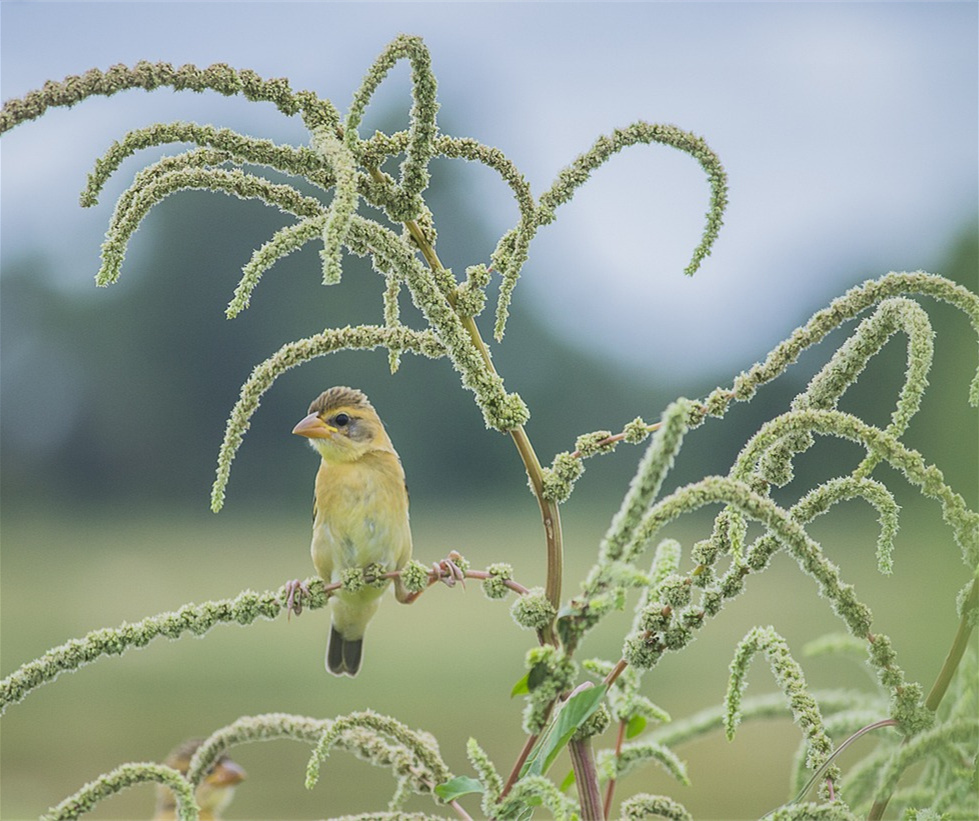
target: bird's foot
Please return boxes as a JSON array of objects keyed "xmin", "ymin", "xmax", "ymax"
[
  {"xmin": 283, "ymin": 578, "xmax": 311, "ymax": 619},
  {"xmin": 432, "ymin": 550, "xmax": 467, "ymax": 588}
]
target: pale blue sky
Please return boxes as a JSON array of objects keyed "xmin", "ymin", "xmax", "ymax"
[{"xmin": 2, "ymin": 1, "xmax": 976, "ymax": 377}]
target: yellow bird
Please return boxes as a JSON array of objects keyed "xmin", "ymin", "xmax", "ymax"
[
  {"xmin": 292, "ymin": 386, "xmax": 413, "ymax": 676},
  {"xmin": 153, "ymin": 738, "xmax": 246, "ymax": 820}
]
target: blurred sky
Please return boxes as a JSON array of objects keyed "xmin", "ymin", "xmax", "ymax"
[{"xmin": 1, "ymin": 1, "xmax": 976, "ymax": 377}]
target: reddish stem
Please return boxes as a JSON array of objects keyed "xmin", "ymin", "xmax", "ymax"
[
  {"xmin": 603, "ymin": 658, "xmax": 629, "ymax": 690},
  {"xmin": 385, "ymin": 566, "xmax": 532, "ymax": 605},
  {"xmin": 500, "ymin": 732, "xmax": 538, "ymax": 799},
  {"xmin": 568, "ymin": 422, "xmax": 662, "ymax": 460},
  {"xmin": 569, "ymin": 736, "xmax": 603, "ymax": 821},
  {"xmin": 603, "ymin": 719, "xmax": 628, "ymax": 819}
]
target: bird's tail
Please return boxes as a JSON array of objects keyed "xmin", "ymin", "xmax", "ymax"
[{"xmin": 327, "ymin": 626, "xmax": 364, "ymax": 676}]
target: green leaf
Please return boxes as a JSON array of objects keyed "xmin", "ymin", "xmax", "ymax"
[
  {"xmin": 521, "ymin": 684, "xmax": 608, "ymax": 778},
  {"xmin": 555, "ymin": 615, "xmax": 577, "ymax": 648},
  {"xmin": 511, "ymin": 672, "xmax": 530, "ymax": 697},
  {"xmin": 435, "ymin": 775, "xmax": 484, "ymax": 802},
  {"xmin": 559, "ymin": 768, "xmax": 576, "ymax": 792},
  {"xmin": 626, "ymin": 714, "xmax": 647, "ymax": 739},
  {"xmin": 556, "ymin": 604, "xmax": 578, "ymax": 620},
  {"xmin": 527, "ymin": 662, "xmax": 550, "ymax": 691}
]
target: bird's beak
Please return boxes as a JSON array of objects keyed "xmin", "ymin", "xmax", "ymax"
[
  {"xmin": 206, "ymin": 759, "xmax": 247, "ymax": 787},
  {"xmin": 292, "ymin": 412, "xmax": 338, "ymax": 439}
]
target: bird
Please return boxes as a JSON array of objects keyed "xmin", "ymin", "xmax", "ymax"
[
  {"xmin": 291, "ymin": 386, "xmax": 413, "ymax": 676},
  {"xmin": 153, "ymin": 738, "xmax": 246, "ymax": 820}
]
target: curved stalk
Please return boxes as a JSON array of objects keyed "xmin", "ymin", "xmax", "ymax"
[
  {"xmin": 390, "ymin": 172, "xmax": 563, "ymax": 643},
  {"xmin": 866, "ymin": 577, "xmax": 978, "ymax": 820},
  {"xmin": 924, "ymin": 577, "xmax": 977, "ymax": 713}
]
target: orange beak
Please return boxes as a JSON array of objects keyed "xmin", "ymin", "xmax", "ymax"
[{"xmin": 292, "ymin": 412, "xmax": 338, "ymax": 439}]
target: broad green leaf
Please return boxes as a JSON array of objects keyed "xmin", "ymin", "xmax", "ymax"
[
  {"xmin": 626, "ymin": 714, "xmax": 647, "ymax": 739},
  {"xmin": 435, "ymin": 775, "xmax": 484, "ymax": 802},
  {"xmin": 520, "ymin": 684, "xmax": 608, "ymax": 778}
]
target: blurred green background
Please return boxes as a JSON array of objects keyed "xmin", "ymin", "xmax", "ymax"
[
  {"xmin": 2, "ymin": 174, "xmax": 976, "ymax": 818},
  {"xmin": 1, "ymin": 23, "xmax": 977, "ymax": 815}
]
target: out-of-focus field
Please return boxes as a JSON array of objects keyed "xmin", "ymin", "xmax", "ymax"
[{"xmin": 0, "ymin": 495, "xmax": 969, "ymax": 820}]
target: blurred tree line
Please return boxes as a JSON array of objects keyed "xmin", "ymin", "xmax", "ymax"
[
  {"xmin": 1, "ymin": 146, "xmax": 976, "ymax": 513},
  {"xmin": 0, "ymin": 150, "xmax": 657, "ymax": 511}
]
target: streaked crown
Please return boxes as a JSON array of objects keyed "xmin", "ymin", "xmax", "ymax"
[{"xmin": 308, "ymin": 386, "xmax": 374, "ymax": 417}]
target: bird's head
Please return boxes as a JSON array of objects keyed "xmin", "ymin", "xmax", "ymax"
[
  {"xmin": 155, "ymin": 738, "xmax": 245, "ymax": 820},
  {"xmin": 292, "ymin": 386, "xmax": 392, "ymax": 463}
]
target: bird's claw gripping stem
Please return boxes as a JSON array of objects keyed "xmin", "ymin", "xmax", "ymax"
[
  {"xmin": 283, "ymin": 579, "xmax": 311, "ymax": 618},
  {"xmin": 433, "ymin": 550, "xmax": 466, "ymax": 588}
]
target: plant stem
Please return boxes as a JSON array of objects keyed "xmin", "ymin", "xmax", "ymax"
[
  {"xmin": 602, "ymin": 719, "xmax": 628, "ymax": 819},
  {"xmin": 569, "ymin": 422, "xmax": 661, "ymax": 459},
  {"xmin": 508, "ymin": 424, "xmax": 563, "ymax": 629},
  {"xmin": 386, "ymin": 171, "xmax": 569, "ymax": 809},
  {"xmin": 603, "ymin": 658, "xmax": 629, "ymax": 690},
  {"xmin": 789, "ymin": 718, "xmax": 897, "ymax": 806},
  {"xmin": 391, "ymin": 179, "xmax": 563, "ymax": 642},
  {"xmin": 866, "ymin": 576, "xmax": 978, "ymax": 821},
  {"xmin": 924, "ymin": 576, "xmax": 977, "ymax": 712},
  {"xmin": 500, "ymin": 732, "xmax": 538, "ymax": 799},
  {"xmin": 449, "ymin": 799, "xmax": 474, "ymax": 821},
  {"xmin": 568, "ymin": 736, "xmax": 604, "ymax": 821}
]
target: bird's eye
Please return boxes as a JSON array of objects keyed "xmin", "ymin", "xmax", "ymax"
[{"xmin": 334, "ymin": 413, "xmax": 350, "ymax": 427}]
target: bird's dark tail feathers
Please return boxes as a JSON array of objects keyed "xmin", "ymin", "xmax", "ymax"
[{"xmin": 327, "ymin": 626, "xmax": 363, "ymax": 677}]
